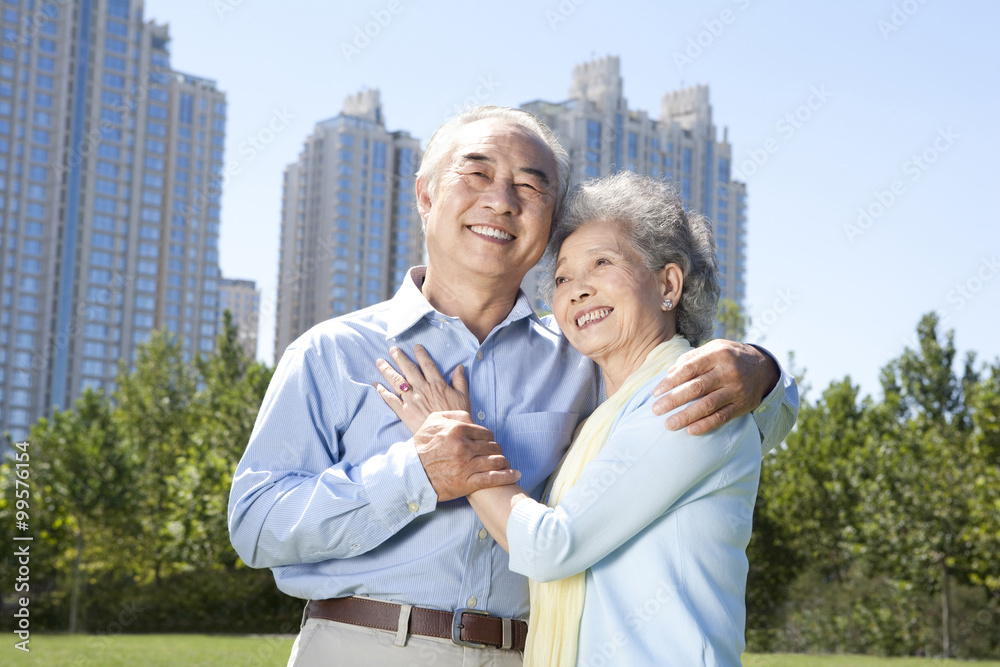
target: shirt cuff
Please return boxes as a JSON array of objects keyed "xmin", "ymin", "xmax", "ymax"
[
  {"xmin": 360, "ymin": 438, "xmax": 437, "ymax": 530},
  {"xmin": 506, "ymin": 497, "xmax": 549, "ymax": 579},
  {"xmin": 749, "ymin": 344, "xmax": 797, "ymax": 455}
]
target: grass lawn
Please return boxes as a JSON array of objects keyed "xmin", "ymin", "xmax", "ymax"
[
  {"xmin": 743, "ymin": 656, "xmax": 1000, "ymax": 666},
  {"xmin": 20, "ymin": 634, "xmax": 295, "ymax": 666},
  {"xmin": 14, "ymin": 635, "xmax": 1000, "ymax": 665}
]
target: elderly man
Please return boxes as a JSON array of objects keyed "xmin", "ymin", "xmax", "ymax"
[{"xmin": 228, "ymin": 106, "xmax": 796, "ymax": 666}]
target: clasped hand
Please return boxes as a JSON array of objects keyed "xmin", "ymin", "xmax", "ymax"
[{"xmin": 375, "ymin": 345, "xmax": 520, "ymax": 502}]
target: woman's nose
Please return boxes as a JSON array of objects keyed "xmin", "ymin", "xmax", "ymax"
[{"xmin": 571, "ymin": 283, "xmax": 592, "ymax": 303}]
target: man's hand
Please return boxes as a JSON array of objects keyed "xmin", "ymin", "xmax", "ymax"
[
  {"xmin": 413, "ymin": 411, "xmax": 521, "ymax": 502},
  {"xmin": 651, "ymin": 340, "xmax": 779, "ymax": 435}
]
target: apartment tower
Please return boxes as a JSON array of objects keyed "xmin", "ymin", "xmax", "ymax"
[
  {"xmin": 274, "ymin": 90, "xmax": 423, "ymax": 360},
  {"xmin": 0, "ymin": 0, "xmax": 226, "ymax": 445}
]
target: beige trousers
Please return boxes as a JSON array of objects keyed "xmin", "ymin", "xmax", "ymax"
[{"xmin": 287, "ymin": 617, "xmax": 525, "ymax": 667}]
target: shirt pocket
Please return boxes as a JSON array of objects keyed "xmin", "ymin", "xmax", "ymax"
[{"xmin": 500, "ymin": 411, "xmax": 580, "ymax": 497}]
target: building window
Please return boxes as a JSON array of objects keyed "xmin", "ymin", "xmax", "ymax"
[
  {"xmin": 108, "ymin": 0, "xmax": 130, "ymax": 19},
  {"xmin": 397, "ymin": 148, "xmax": 414, "ymax": 176},
  {"xmin": 718, "ymin": 158, "xmax": 730, "ymax": 182},
  {"xmin": 180, "ymin": 93, "xmax": 193, "ymax": 125},
  {"xmin": 107, "ymin": 20, "xmax": 128, "ymax": 36},
  {"xmin": 104, "ymin": 55, "xmax": 126, "ymax": 71},
  {"xmin": 102, "ymin": 73, "xmax": 124, "ymax": 89},
  {"xmin": 82, "ymin": 360, "xmax": 106, "ymax": 376},
  {"xmin": 587, "ymin": 120, "xmax": 601, "ymax": 150},
  {"xmin": 9, "ymin": 408, "xmax": 30, "ymax": 426}
]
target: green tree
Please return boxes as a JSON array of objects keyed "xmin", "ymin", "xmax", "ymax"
[
  {"xmin": 0, "ymin": 321, "xmax": 286, "ymax": 634},
  {"xmin": 849, "ymin": 313, "xmax": 990, "ymax": 656},
  {"xmin": 189, "ymin": 311, "xmax": 273, "ymax": 568},
  {"xmin": 962, "ymin": 361, "xmax": 1000, "ymax": 594},
  {"xmin": 15, "ymin": 389, "xmax": 134, "ymax": 632},
  {"xmin": 746, "ymin": 375, "xmax": 870, "ymax": 650},
  {"xmin": 113, "ymin": 330, "xmax": 197, "ymax": 583},
  {"xmin": 716, "ymin": 297, "xmax": 748, "ymax": 341},
  {"xmin": 763, "ymin": 377, "xmax": 868, "ymax": 577}
]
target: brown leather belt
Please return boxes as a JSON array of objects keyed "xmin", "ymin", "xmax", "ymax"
[{"xmin": 305, "ymin": 597, "xmax": 527, "ymax": 651}]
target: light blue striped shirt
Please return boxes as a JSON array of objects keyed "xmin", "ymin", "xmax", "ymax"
[{"xmin": 228, "ymin": 267, "xmax": 797, "ymax": 619}]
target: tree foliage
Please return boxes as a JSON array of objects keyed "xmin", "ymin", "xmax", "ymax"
[
  {"xmin": 747, "ymin": 312, "xmax": 1000, "ymax": 658},
  {"xmin": 716, "ymin": 297, "xmax": 749, "ymax": 341},
  {"xmin": 0, "ymin": 313, "xmax": 288, "ymax": 633}
]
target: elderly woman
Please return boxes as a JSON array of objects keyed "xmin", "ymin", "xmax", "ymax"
[{"xmin": 377, "ymin": 172, "xmax": 762, "ymax": 666}]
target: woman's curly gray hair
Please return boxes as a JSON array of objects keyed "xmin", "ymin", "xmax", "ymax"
[{"xmin": 544, "ymin": 171, "xmax": 721, "ymax": 346}]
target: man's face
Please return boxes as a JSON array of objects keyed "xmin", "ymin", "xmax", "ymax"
[{"xmin": 417, "ymin": 118, "xmax": 558, "ymax": 289}]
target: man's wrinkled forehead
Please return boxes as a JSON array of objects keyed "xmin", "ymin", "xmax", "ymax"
[{"xmin": 446, "ymin": 119, "xmax": 556, "ymax": 178}]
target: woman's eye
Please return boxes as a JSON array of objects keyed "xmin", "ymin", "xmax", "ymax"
[
  {"xmin": 555, "ymin": 276, "xmax": 567, "ymax": 285},
  {"xmin": 596, "ymin": 258, "xmax": 609, "ymax": 266}
]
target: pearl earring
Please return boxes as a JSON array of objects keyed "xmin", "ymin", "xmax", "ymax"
[{"xmin": 662, "ymin": 299, "xmax": 673, "ymax": 311}]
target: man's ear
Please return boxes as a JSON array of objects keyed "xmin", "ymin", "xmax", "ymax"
[{"xmin": 416, "ymin": 176, "xmax": 432, "ymax": 221}]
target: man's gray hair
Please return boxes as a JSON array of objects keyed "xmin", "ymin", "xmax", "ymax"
[
  {"xmin": 415, "ymin": 106, "xmax": 571, "ymax": 237},
  {"xmin": 544, "ymin": 171, "xmax": 721, "ymax": 347}
]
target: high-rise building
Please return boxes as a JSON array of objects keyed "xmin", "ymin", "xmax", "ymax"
[
  {"xmin": 219, "ymin": 277, "xmax": 259, "ymax": 360},
  {"xmin": 274, "ymin": 90, "xmax": 423, "ymax": 360},
  {"xmin": 0, "ymin": 0, "xmax": 226, "ymax": 445},
  {"xmin": 520, "ymin": 56, "xmax": 747, "ymax": 311}
]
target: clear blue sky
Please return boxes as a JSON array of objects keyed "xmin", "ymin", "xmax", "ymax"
[{"xmin": 144, "ymin": 0, "xmax": 1000, "ymax": 401}]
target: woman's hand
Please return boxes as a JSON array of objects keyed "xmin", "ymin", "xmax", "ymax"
[{"xmin": 375, "ymin": 345, "xmax": 472, "ymax": 435}]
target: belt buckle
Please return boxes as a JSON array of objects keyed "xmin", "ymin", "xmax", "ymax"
[{"xmin": 451, "ymin": 607, "xmax": 490, "ymax": 648}]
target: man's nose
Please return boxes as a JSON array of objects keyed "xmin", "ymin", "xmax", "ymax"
[{"xmin": 482, "ymin": 179, "xmax": 520, "ymax": 215}]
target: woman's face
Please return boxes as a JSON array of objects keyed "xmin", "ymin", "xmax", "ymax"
[{"xmin": 552, "ymin": 221, "xmax": 674, "ymax": 369}]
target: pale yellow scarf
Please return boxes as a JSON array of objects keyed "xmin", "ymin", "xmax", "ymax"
[{"xmin": 523, "ymin": 335, "xmax": 692, "ymax": 667}]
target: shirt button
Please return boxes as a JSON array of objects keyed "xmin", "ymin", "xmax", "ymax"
[
  {"xmin": 407, "ymin": 502, "xmax": 419, "ymax": 513},
  {"xmin": 478, "ymin": 528, "xmax": 488, "ymax": 540},
  {"xmin": 476, "ymin": 351, "xmax": 483, "ymax": 360},
  {"xmin": 467, "ymin": 596, "xmax": 477, "ymax": 608},
  {"xmin": 477, "ymin": 411, "xmax": 485, "ymax": 421}
]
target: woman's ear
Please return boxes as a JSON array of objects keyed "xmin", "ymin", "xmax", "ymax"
[{"xmin": 659, "ymin": 263, "xmax": 684, "ymax": 309}]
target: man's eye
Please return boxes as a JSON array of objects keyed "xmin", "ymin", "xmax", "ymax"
[
  {"xmin": 596, "ymin": 258, "xmax": 609, "ymax": 266},
  {"xmin": 555, "ymin": 276, "xmax": 567, "ymax": 285},
  {"xmin": 515, "ymin": 182, "xmax": 538, "ymax": 191}
]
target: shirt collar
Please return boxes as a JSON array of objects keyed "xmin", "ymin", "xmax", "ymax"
[
  {"xmin": 384, "ymin": 267, "xmax": 437, "ymax": 339},
  {"xmin": 384, "ymin": 266, "xmax": 541, "ymax": 340}
]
